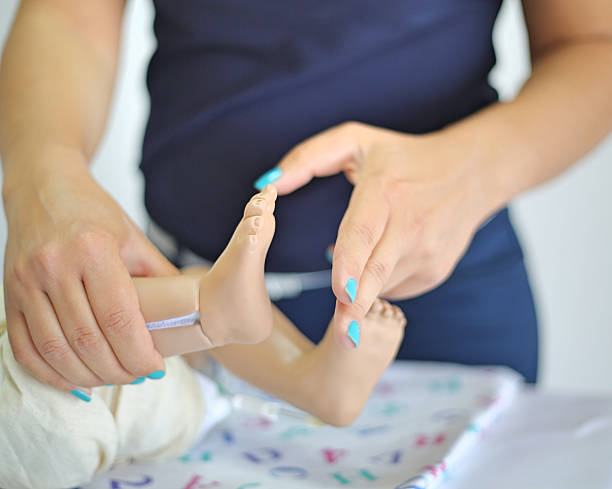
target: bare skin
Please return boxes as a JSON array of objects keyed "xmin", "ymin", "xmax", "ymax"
[
  {"xmin": 209, "ymin": 298, "xmax": 407, "ymax": 427},
  {"xmin": 267, "ymin": 0, "xmax": 612, "ymax": 329},
  {"xmin": 132, "ymin": 183, "xmax": 405, "ymax": 426},
  {"xmin": 137, "ymin": 261, "xmax": 405, "ymax": 426},
  {"xmin": 2, "ymin": 0, "xmax": 610, "ymax": 395},
  {"xmin": 135, "ymin": 185, "xmax": 277, "ymax": 357}
]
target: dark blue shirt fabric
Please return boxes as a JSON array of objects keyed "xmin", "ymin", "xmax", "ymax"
[{"xmin": 141, "ymin": 0, "xmax": 539, "ymax": 382}]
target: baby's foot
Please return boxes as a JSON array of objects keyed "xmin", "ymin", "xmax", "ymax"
[
  {"xmin": 198, "ymin": 184, "xmax": 277, "ymax": 346},
  {"xmin": 304, "ymin": 299, "xmax": 406, "ymax": 426}
]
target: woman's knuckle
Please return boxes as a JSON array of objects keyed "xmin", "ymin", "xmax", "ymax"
[
  {"xmin": 102, "ymin": 308, "xmax": 135, "ymax": 336},
  {"xmin": 39, "ymin": 337, "xmax": 71, "ymax": 360},
  {"xmin": 70, "ymin": 326, "xmax": 102, "ymax": 353},
  {"xmin": 11, "ymin": 262, "xmax": 30, "ymax": 288},
  {"xmin": 365, "ymin": 258, "xmax": 388, "ymax": 287},
  {"xmin": 76, "ymin": 230, "xmax": 106, "ymax": 256},
  {"xmin": 351, "ymin": 221, "xmax": 376, "ymax": 248},
  {"xmin": 33, "ymin": 244, "xmax": 60, "ymax": 277}
]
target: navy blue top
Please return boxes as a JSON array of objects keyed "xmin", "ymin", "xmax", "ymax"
[
  {"xmin": 141, "ymin": 1, "xmax": 540, "ymax": 382},
  {"xmin": 141, "ymin": 0, "xmax": 502, "ymax": 272}
]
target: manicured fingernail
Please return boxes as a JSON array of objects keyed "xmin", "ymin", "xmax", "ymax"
[
  {"xmin": 70, "ymin": 390, "xmax": 91, "ymax": 402},
  {"xmin": 147, "ymin": 370, "xmax": 166, "ymax": 380},
  {"xmin": 345, "ymin": 278, "xmax": 357, "ymax": 303},
  {"xmin": 105, "ymin": 383, "xmax": 112, "ymax": 386},
  {"xmin": 254, "ymin": 167, "xmax": 282, "ymax": 190},
  {"xmin": 325, "ymin": 246, "xmax": 334, "ymax": 264},
  {"xmin": 348, "ymin": 321, "xmax": 360, "ymax": 348},
  {"xmin": 130, "ymin": 377, "xmax": 146, "ymax": 385}
]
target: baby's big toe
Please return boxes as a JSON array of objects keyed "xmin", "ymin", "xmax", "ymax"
[
  {"xmin": 244, "ymin": 196, "xmax": 267, "ymax": 219},
  {"xmin": 369, "ymin": 299, "xmax": 385, "ymax": 315},
  {"xmin": 243, "ymin": 185, "xmax": 277, "ymax": 218}
]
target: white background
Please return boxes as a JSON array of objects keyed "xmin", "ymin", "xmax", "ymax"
[{"xmin": 0, "ymin": 0, "xmax": 610, "ymax": 394}]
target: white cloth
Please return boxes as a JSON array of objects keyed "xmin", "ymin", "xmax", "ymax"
[
  {"xmin": 192, "ymin": 370, "xmax": 232, "ymax": 442},
  {"xmin": 0, "ymin": 315, "xmax": 217, "ymax": 489}
]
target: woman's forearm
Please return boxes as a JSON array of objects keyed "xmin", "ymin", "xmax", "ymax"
[
  {"xmin": 446, "ymin": 39, "xmax": 612, "ymax": 217},
  {"xmin": 0, "ymin": 0, "xmax": 124, "ymax": 192}
]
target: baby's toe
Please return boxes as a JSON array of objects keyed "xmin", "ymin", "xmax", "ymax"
[
  {"xmin": 369, "ymin": 299, "xmax": 385, "ymax": 315},
  {"xmin": 392, "ymin": 305, "xmax": 407, "ymax": 326},
  {"xmin": 244, "ymin": 186, "xmax": 277, "ymax": 218},
  {"xmin": 232, "ymin": 216, "xmax": 261, "ymax": 251},
  {"xmin": 243, "ymin": 196, "xmax": 267, "ymax": 219},
  {"xmin": 382, "ymin": 301, "xmax": 394, "ymax": 318},
  {"xmin": 243, "ymin": 215, "xmax": 264, "ymax": 236}
]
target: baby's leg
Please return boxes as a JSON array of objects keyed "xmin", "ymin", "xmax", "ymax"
[
  {"xmin": 301, "ymin": 299, "xmax": 406, "ymax": 425},
  {"xmin": 135, "ymin": 185, "xmax": 277, "ymax": 357},
  {"xmin": 0, "ymin": 321, "xmax": 211, "ymax": 489},
  {"xmin": 211, "ymin": 299, "xmax": 406, "ymax": 426}
]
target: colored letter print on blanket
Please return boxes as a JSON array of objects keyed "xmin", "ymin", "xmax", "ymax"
[{"xmin": 85, "ymin": 362, "xmax": 521, "ymax": 489}]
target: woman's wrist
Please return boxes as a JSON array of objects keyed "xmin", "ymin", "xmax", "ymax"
[
  {"xmin": 2, "ymin": 142, "xmax": 90, "ymax": 208},
  {"xmin": 405, "ymin": 127, "xmax": 501, "ymax": 231},
  {"xmin": 436, "ymin": 101, "xmax": 538, "ymax": 222}
]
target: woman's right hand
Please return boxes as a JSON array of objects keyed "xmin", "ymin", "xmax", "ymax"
[{"xmin": 2, "ymin": 148, "xmax": 178, "ymax": 393}]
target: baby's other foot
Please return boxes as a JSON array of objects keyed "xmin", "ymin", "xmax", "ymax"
[{"xmin": 307, "ymin": 299, "xmax": 406, "ymax": 426}]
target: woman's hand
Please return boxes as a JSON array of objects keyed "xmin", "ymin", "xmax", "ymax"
[
  {"xmin": 2, "ymin": 148, "xmax": 178, "ymax": 393},
  {"xmin": 261, "ymin": 122, "xmax": 495, "ymax": 320}
]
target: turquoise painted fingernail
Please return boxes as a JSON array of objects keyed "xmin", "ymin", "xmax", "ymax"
[
  {"xmin": 70, "ymin": 390, "xmax": 91, "ymax": 402},
  {"xmin": 130, "ymin": 377, "xmax": 146, "ymax": 385},
  {"xmin": 345, "ymin": 278, "xmax": 357, "ymax": 303},
  {"xmin": 325, "ymin": 247, "xmax": 334, "ymax": 264},
  {"xmin": 253, "ymin": 167, "xmax": 282, "ymax": 190},
  {"xmin": 105, "ymin": 383, "xmax": 112, "ymax": 386},
  {"xmin": 348, "ymin": 321, "xmax": 360, "ymax": 348},
  {"xmin": 147, "ymin": 370, "xmax": 166, "ymax": 380}
]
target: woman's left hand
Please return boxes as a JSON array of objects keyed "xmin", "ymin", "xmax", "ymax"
[{"xmin": 260, "ymin": 121, "xmax": 495, "ymax": 318}]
